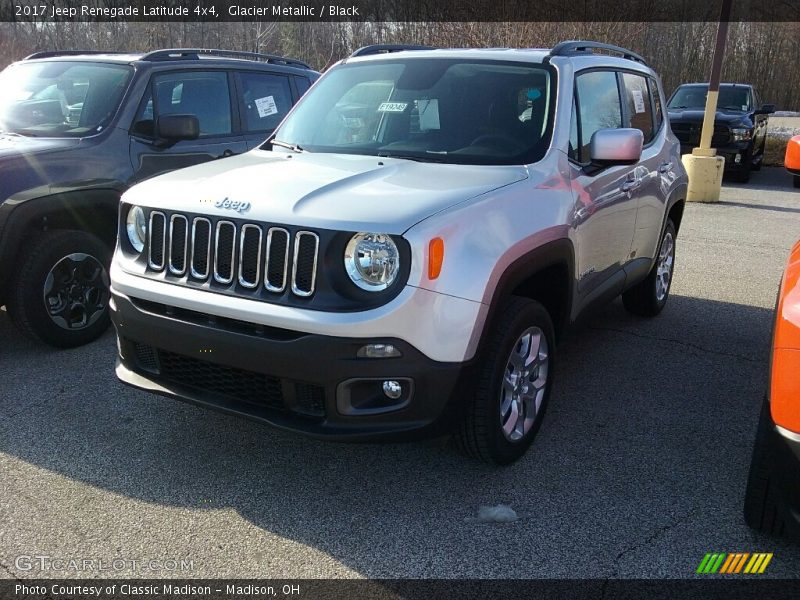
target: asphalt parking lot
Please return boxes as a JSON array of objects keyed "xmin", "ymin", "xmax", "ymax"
[{"xmin": 2, "ymin": 167, "xmax": 800, "ymax": 580}]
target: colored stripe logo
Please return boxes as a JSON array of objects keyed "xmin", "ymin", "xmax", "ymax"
[{"xmin": 696, "ymin": 552, "xmax": 773, "ymax": 574}]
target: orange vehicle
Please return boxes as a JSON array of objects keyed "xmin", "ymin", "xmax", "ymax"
[
  {"xmin": 787, "ymin": 134, "xmax": 800, "ymax": 188},
  {"xmin": 744, "ymin": 240, "xmax": 800, "ymax": 538}
]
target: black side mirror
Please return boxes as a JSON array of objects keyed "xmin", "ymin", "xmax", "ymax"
[
  {"xmin": 155, "ymin": 114, "xmax": 199, "ymax": 145},
  {"xmin": 757, "ymin": 104, "xmax": 776, "ymax": 115}
]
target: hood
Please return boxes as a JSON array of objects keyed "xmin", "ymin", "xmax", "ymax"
[
  {"xmin": 667, "ymin": 108, "xmax": 750, "ymax": 126},
  {"xmin": 0, "ymin": 134, "xmax": 81, "ymax": 159},
  {"xmin": 123, "ymin": 150, "xmax": 529, "ymax": 233}
]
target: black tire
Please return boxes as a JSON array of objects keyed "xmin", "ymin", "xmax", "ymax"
[
  {"xmin": 7, "ymin": 229, "xmax": 112, "ymax": 348},
  {"xmin": 455, "ymin": 297, "xmax": 555, "ymax": 465},
  {"xmin": 752, "ymin": 141, "xmax": 765, "ymax": 171},
  {"xmin": 731, "ymin": 160, "xmax": 752, "ymax": 183},
  {"xmin": 743, "ymin": 399, "xmax": 790, "ymax": 537},
  {"xmin": 794, "ymin": 175, "xmax": 800, "ymax": 189},
  {"xmin": 622, "ymin": 220, "xmax": 676, "ymax": 317}
]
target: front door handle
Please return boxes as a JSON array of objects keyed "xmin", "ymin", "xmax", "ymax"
[{"xmin": 621, "ymin": 172, "xmax": 641, "ymax": 193}]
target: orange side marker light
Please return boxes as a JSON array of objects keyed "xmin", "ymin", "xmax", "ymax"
[{"xmin": 428, "ymin": 238, "xmax": 444, "ymax": 280}]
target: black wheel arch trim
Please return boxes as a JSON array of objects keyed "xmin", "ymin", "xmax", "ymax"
[
  {"xmin": 472, "ymin": 238, "xmax": 575, "ymax": 358},
  {"xmin": 0, "ymin": 182, "xmax": 124, "ymax": 302}
]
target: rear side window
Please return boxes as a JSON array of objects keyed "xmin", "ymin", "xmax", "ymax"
[
  {"xmin": 650, "ymin": 78, "xmax": 663, "ymax": 132},
  {"xmin": 294, "ymin": 76, "xmax": 311, "ymax": 97},
  {"xmin": 621, "ymin": 72, "xmax": 654, "ymax": 144},
  {"xmin": 238, "ymin": 72, "xmax": 293, "ymax": 133},
  {"xmin": 574, "ymin": 70, "xmax": 622, "ymax": 163},
  {"xmin": 134, "ymin": 71, "xmax": 232, "ymax": 137}
]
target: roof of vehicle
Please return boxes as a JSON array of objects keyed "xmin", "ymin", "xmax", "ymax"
[
  {"xmin": 676, "ymin": 82, "xmax": 754, "ymax": 88},
  {"xmin": 343, "ymin": 46, "xmax": 656, "ymax": 77},
  {"xmin": 21, "ymin": 49, "xmax": 317, "ymax": 73}
]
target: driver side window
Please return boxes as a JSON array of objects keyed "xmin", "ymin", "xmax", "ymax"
[
  {"xmin": 133, "ymin": 71, "xmax": 232, "ymax": 138},
  {"xmin": 573, "ymin": 71, "xmax": 623, "ymax": 163}
]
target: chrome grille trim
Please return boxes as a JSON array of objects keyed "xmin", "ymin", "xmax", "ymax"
[
  {"xmin": 264, "ymin": 227, "xmax": 290, "ymax": 293},
  {"xmin": 213, "ymin": 220, "xmax": 237, "ymax": 285},
  {"xmin": 238, "ymin": 224, "xmax": 263, "ymax": 289},
  {"xmin": 147, "ymin": 211, "xmax": 166, "ymax": 270},
  {"xmin": 291, "ymin": 231, "xmax": 319, "ymax": 297},
  {"xmin": 168, "ymin": 214, "xmax": 189, "ymax": 275},
  {"xmin": 189, "ymin": 217, "xmax": 212, "ymax": 279}
]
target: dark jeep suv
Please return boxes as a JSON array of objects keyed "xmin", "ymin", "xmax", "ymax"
[
  {"xmin": 667, "ymin": 83, "xmax": 775, "ymax": 182},
  {"xmin": 0, "ymin": 49, "xmax": 318, "ymax": 347}
]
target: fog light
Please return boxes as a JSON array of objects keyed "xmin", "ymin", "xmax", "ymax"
[
  {"xmin": 357, "ymin": 343, "xmax": 402, "ymax": 358},
  {"xmin": 383, "ymin": 380, "xmax": 403, "ymax": 399}
]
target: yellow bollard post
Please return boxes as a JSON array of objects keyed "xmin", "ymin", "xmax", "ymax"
[{"xmin": 683, "ymin": 0, "xmax": 732, "ymax": 202}]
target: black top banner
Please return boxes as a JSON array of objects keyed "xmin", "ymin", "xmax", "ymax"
[{"xmin": 2, "ymin": 0, "xmax": 800, "ymax": 22}]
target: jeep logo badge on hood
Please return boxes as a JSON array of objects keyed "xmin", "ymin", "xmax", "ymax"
[{"xmin": 214, "ymin": 198, "xmax": 251, "ymax": 213}]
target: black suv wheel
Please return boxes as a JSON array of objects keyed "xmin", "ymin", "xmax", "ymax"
[
  {"xmin": 456, "ymin": 297, "xmax": 555, "ymax": 465},
  {"xmin": 743, "ymin": 399, "xmax": 795, "ymax": 539},
  {"xmin": 623, "ymin": 219, "xmax": 676, "ymax": 317},
  {"xmin": 8, "ymin": 230, "xmax": 111, "ymax": 348}
]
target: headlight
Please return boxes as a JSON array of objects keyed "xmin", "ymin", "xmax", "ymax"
[
  {"xmin": 731, "ymin": 128, "xmax": 753, "ymax": 142},
  {"xmin": 344, "ymin": 233, "xmax": 400, "ymax": 291},
  {"xmin": 126, "ymin": 205, "xmax": 146, "ymax": 253}
]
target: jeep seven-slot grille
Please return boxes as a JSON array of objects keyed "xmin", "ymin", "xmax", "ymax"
[{"xmin": 146, "ymin": 211, "xmax": 319, "ymax": 298}]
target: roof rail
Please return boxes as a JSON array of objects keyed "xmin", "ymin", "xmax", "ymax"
[
  {"xmin": 547, "ymin": 41, "xmax": 647, "ymax": 66},
  {"xmin": 24, "ymin": 50, "xmax": 130, "ymax": 60},
  {"xmin": 139, "ymin": 48, "xmax": 312, "ymax": 70},
  {"xmin": 350, "ymin": 44, "xmax": 435, "ymax": 58}
]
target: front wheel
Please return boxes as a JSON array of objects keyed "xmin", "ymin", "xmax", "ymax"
[
  {"xmin": 743, "ymin": 399, "xmax": 793, "ymax": 538},
  {"xmin": 731, "ymin": 160, "xmax": 752, "ymax": 183},
  {"xmin": 7, "ymin": 230, "xmax": 112, "ymax": 348},
  {"xmin": 622, "ymin": 220, "xmax": 676, "ymax": 317},
  {"xmin": 752, "ymin": 140, "xmax": 765, "ymax": 171},
  {"xmin": 455, "ymin": 297, "xmax": 555, "ymax": 465}
]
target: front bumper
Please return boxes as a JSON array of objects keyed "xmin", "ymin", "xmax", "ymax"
[
  {"xmin": 111, "ymin": 290, "xmax": 476, "ymax": 441},
  {"xmin": 679, "ymin": 142, "xmax": 752, "ymax": 172}
]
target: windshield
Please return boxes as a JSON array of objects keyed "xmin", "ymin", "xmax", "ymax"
[
  {"xmin": 0, "ymin": 61, "xmax": 132, "ymax": 137},
  {"xmin": 271, "ymin": 58, "xmax": 554, "ymax": 165},
  {"xmin": 668, "ymin": 85, "xmax": 752, "ymax": 112}
]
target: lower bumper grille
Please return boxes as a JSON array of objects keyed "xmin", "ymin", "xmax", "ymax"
[{"xmin": 130, "ymin": 341, "xmax": 325, "ymax": 417}]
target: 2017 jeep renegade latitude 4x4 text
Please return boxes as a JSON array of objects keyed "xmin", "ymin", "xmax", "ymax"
[{"xmin": 110, "ymin": 42, "xmax": 688, "ymax": 464}]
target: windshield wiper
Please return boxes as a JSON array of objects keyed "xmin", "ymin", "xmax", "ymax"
[
  {"xmin": 377, "ymin": 152, "xmax": 446, "ymax": 163},
  {"xmin": 270, "ymin": 139, "xmax": 304, "ymax": 153}
]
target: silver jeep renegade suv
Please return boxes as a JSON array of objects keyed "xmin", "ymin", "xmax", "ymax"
[{"xmin": 111, "ymin": 41, "xmax": 688, "ymax": 464}]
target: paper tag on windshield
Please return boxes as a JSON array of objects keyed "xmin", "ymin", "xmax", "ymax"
[
  {"xmin": 377, "ymin": 102, "xmax": 408, "ymax": 112},
  {"xmin": 255, "ymin": 96, "xmax": 278, "ymax": 118},
  {"xmin": 632, "ymin": 90, "xmax": 646, "ymax": 113}
]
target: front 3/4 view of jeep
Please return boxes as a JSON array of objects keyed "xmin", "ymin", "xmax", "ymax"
[{"xmin": 111, "ymin": 42, "xmax": 688, "ymax": 464}]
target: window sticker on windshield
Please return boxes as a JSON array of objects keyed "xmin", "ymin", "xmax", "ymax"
[
  {"xmin": 255, "ymin": 96, "xmax": 278, "ymax": 118},
  {"xmin": 377, "ymin": 102, "xmax": 408, "ymax": 113},
  {"xmin": 632, "ymin": 89, "xmax": 646, "ymax": 113}
]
